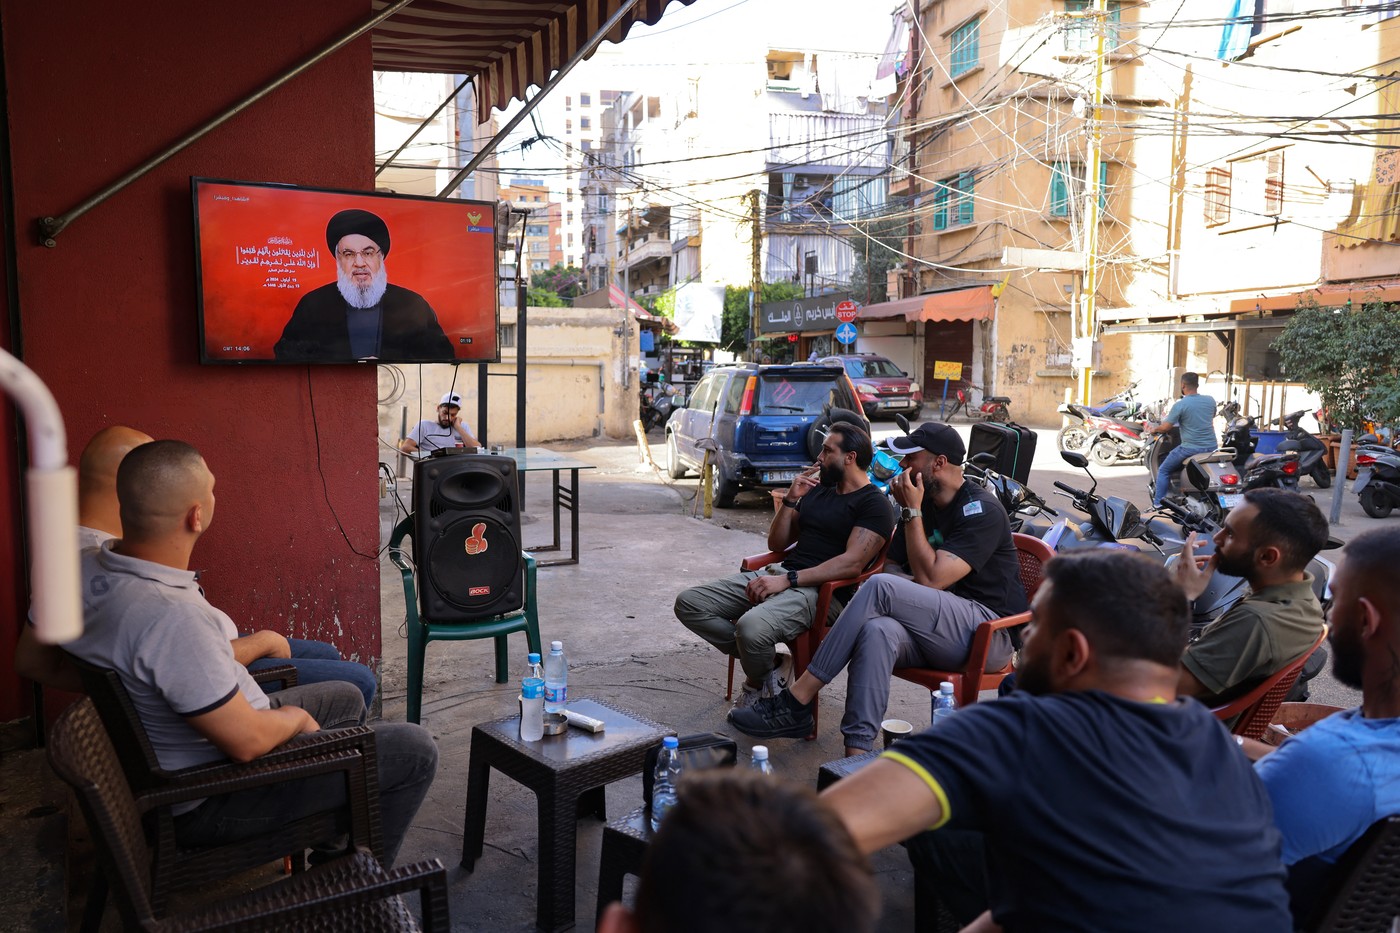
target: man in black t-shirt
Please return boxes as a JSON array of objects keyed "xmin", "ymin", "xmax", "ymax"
[
  {"xmin": 731, "ymin": 423, "xmax": 1026, "ymax": 754},
  {"xmin": 823, "ymin": 550, "xmax": 1292, "ymax": 933},
  {"xmin": 675, "ymin": 424, "xmax": 895, "ymax": 706}
]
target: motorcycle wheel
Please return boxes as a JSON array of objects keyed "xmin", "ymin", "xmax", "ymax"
[
  {"xmin": 1310, "ymin": 462, "xmax": 1332, "ymax": 489},
  {"xmin": 665, "ymin": 432, "xmax": 686, "ymax": 480},
  {"xmin": 1057, "ymin": 425, "xmax": 1090, "ymax": 453},
  {"xmin": 989, "ymin": 403, "xmax": 1010, "ymax": 424},
  {"xmin": 1360, "ymin": 487, "xmax": 1395, "ymax": 519},
  {"xmin": 1089, "ymin": 440, "xmax": 1119, "ymax": 467}
]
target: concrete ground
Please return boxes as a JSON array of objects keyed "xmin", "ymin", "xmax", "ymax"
[{"xmin": 2, "ymin": 417, "xmax": 1380, "ymax": 931}]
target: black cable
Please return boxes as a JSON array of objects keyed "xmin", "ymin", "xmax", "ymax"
[{"xmin": 306, "ymin": 366, "xmax": 384, "ymax": 560}]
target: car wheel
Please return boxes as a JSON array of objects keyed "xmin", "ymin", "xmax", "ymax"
[
  {"xmin": 1090, "ymin": 440, "xmax": 1119, "ymax": 467},
  {"xmin": 665, "ymin": 433, "xmax": 686, "ymax": 479},
  {"xmin": 710, "ymin": 464, "xmax": 739, "ymax": 509},
  {"xmin": 1058, "ymin": 425, "xmax": 1090, "ymax": 452},
  {"xmin": 1360, "ymin": 486, "xmax": 1395, "ymax": 519}
]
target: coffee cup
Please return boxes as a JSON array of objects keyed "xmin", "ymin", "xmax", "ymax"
[{"xmin": 880, "ymin": 718, "xmax": 913, "ymax": 748}]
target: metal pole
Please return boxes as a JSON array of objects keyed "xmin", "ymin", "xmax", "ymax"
[
  {"xmin": 39, "ymin": 0, "xmax": 421, "ymax": 245},
  {"xmin": 375, "ymin": 75, "xmax": 471, "ymax": 178},
  {"xmin": 623, "ymin": 203, "xmax": 631, "ymax": 389},
  {"xmin": 517, "ymin": 241, "xmax": 528, "ymax": 451},
  {"xmin": 1078, "ymin": 0, "xmax": 1108, "ymax": 404},
  {"xmin": 437, "ymin": 0, "xmax": 646, "ymax": 199},
  {"xmin": 1330, "ymin": 428, "xmax": 1353, "ymax": 525}
]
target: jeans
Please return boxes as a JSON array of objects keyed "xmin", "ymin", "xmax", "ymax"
[
  {"xmin": 1153, "ymin": 445, "xmax": 1212, "ymax": 507},
  {"xmin": 246, "ymin": 637, "xmax": 378, "ymax": 710},
  {"xmin": 174, "ymin": 681, "xmax": 438, "ymax": 867}
]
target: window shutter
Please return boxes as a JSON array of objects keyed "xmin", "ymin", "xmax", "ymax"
[
  {"xmin": 1264, "ymin": 151, "xmax": 1284, "ymax": 215},
  {"xmin": 957, "ymin": 173, "xmax": 975, "ymax": 225},
  {"xmin": 1050, "ymin": 163, "xmax": 1069, "ymax": 216},
  {"xmin": 933, "ymin": 183, "xmax": 949, "ymax": 231},
  {"xmin": 1205, "ymin": 167, "xmax": 1231, "ymax": 226}
]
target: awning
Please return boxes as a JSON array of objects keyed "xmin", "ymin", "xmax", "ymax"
[
  {"xmin": 861, "ymin": 286, "xmax": 995, "ymax": 323},
  {"xmin": 1227, "ymin": 278, "xmax": 1400, "ymax": 314},
  {"xmin": 372, "ymin": 0, "xmax": 699, "ymax": 117}
]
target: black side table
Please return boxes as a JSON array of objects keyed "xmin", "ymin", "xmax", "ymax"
[
  {"xmin": 595, "ymin": 805, "xmax": 651, "ymax": 925},
  {"xmin": 461, "ymin": 698, "xmax": 668, "ymax": 932},
  {"xmin": 817, "ymin": 749, "xmax": 881, "ymax": 791}
]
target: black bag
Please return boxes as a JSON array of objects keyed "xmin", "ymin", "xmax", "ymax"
[
  {"xmin": 642, "ymin": 732, "xmax": 738, "ymax": 807},
  {"xmin": 968, "ymin": 421, "xmax": 1037, "ymax": 485}
]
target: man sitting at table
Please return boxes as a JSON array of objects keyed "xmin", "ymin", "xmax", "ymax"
[
  {"xmin": 823, "ymin": 549, "xmax": 1292, "ymax": 932},
  {"xmin": 674, "ymin": 423, "xmax": 894, "ymax": 706}
]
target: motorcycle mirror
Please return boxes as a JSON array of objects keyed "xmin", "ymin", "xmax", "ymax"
[
  {"xmin": 1322, "ymin": 535, "xmax": 1343, "ymax": 551},
  {"xmin": 1060, "ymin": 450, "xmax": 1089, "ymax": 469},
  {"xmin": 971, "ymin": 451, "xmax": 996, "ymax": 466},
  {"xmin": 894, "ymin": 414, "xmax": 912, "ymax": 434}
]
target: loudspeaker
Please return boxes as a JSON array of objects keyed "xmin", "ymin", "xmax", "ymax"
[{"xmin": 413, "ymin": 455, "xmax": 524, "ymax": 622}]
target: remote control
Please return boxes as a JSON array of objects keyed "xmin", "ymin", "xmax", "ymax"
[{"xmin": 563, "ymin": 709, "xmax": 606, "ymax": 733}]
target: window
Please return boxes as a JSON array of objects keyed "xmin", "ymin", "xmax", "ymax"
[
  {"xmin": 1064, "ymin": 1, "xmax": 1123, "ymax": 52},
  {"xmin": 1204, "ymin": 167, "xmax": 1231, "ymax": 226},
  {"xmin": 950, "ymin": 18, "xmax": 980, "ymax": 77},
  {"xmin": 567, "ymin": 188, "xmax": 574, "ymax": 202},
  {"xmin": 567, "ymin": 233, "xmax": 575, "ymax": 246},
  {"xmin": 581, "ymin": 116, "xmax": 591, "ymax": 130},
  {"xmin": 525, "ymin": 224, "xmax": 548, "ymax": 237},
  {"xmin": 723, "ymin": 374, "xmax": 747, "ymax": 414},
  {"xmin": 565, "ymin": 119, "xmax": 572, "ymax": 134},
  {"xmin": 1049, "ymin": 161, "xmax": 1108, "ymax": 217},
  {"xmin": 580, "ymin": 92, "xmax": 591, "ymax": 106},
  {"xmin": 500, "ymin": 323, "xmax": 516, "ymax": 348},
  {"xmin": 1264, "ymin": 150, "xmax": 1285, "ymax": 216},
  {"xmin": 932, "ymin": 172, "xmax": 975, "ymax": 229},
  {"xmin": 566, "ymin": 211, "xmax": 574, "ymax": 223},
  {"xmin": 565, "ymin": 95, "xmax": 571, "ymax": 111}
]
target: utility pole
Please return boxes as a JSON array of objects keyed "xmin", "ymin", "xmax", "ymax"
[
  {"xmin": 623, "ymin": 200, "xmax": 633, "ymax": 388},
  {"xmin": 749, "ymin": 189, "xmax": 762, "ymax": 362},
  {"xmin": 1078, "ymin": 0, "xmax": 1109, "ymax": 406}
]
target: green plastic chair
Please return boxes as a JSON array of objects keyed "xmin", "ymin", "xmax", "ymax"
[{"xmin": 389, "ymin": 515, "xmax": 542, "ymax": 724}]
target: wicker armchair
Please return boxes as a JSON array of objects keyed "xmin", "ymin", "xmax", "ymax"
[
  {"xmin": 48, "ymin": 698, "xmax": 448, "ymax": 932},
  {"xmin": 65, "ymin": 655, "xmax": 382, "ymax": 927},
  {"xmin": 1210, "ymin": 626, "xmax": 1328, "ymax": 740},
  {"xmin": 1303, "ymin": 816, "xmax": 1400, "ymax": 932}
]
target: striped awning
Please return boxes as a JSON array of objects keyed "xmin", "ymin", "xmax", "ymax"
[{"xmin": 371, "ymin": 0, "xmax": 699, "ymax": 118}]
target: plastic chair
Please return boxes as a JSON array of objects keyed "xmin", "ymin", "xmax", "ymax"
[
  {"xmin": 389, "ymin": 515, "xmax": 542, "ymax": 724},
  {"xmin": 892, "ymin": 533, "xmax": 1055, "ymax": 708},
  {"xmin": 1211, "ymin": 626, "xmax": 1328, "ymax": 740},
  {"xmin": 47, "ymin": 698, "xmax": 448, "ymax": 933},
  {"xmin": 1304, "ymin": 816, "xmax": 1400, "ymax": 932},
  {"xmin": 724, "ymin": 536, "xmax": 892, "ymax": 738}
]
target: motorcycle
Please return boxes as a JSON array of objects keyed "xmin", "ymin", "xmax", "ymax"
[
  {"xmin": 1354, "ymin": 436, "xmax": 1400, "ymax": 519},
  {"xmin": 1273, "ymin": 409, "xmax": 1332, "ymax": 489},
  {"xmin": 640, "ymin": 380, "xmax": 681, "ymax": 433},
  {"xmin": 1057, "ymin": 381, "xmax": 1145, "ymax": 453},
  {"xmin": 963, "ymin": 451, "xmax": 1058, "ymax": 533},
  {"xmin": 946, "ymin": 384, "xmax": 1011, "ymax": 423},
  {"xmin": 1142, "ymin": 427, "xmax": 1245, "ymax": 524},
  {"xmin": 1034, "ymin": 450, "xmax": 1178, "ymax": 552},
  {"xmin": 1217, "ymin": 406, "xmax": 1306, "ymax": 494}
]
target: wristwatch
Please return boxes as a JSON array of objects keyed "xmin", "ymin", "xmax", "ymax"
[
  {"xmin": 898, "ymin": 506, "xmax": 922, "ymax": 524},
  {"xmin": 786, "ymin": 569, "xmax": 800, "ymax": 588}
]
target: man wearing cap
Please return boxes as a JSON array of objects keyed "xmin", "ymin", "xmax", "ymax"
[
  {"xmin": 274, "ymin": 209, "xmax": 453, "ymax": 362},
  {"xmin": 398, "ymin": 392, "xmax": 480, "ymax": 454},
  {"xmin": 730, "ymin": 422, "xmax": 1027, "ymax": 755}
]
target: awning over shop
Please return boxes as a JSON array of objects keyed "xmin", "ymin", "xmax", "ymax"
[
  {"xmin": 861, "ymin": 285, "xmax": 995, "ymax": 322},
  {"xmin": 372, "ymin": 0, "xmax": 699, "ymax": 117},
  {"xmin": 1227, "ymin": 277, "xmax": 1400, "ymax": 314}
]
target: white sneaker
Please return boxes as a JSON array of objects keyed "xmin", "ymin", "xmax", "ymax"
[
  {"xmin": 733, "ymin": 681, "xmax": 763, "ymax": 709},
  {"xmin": 766, "ymin": 647, "xmax": 795, "ymax": 698}
]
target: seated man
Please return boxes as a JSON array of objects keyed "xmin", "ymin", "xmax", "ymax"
[
  {"xmin": 674, "ymin": 423, "xmax": 894, "ymax": 705},
  {"xmin": 1143, "ymin": 370, "xmax": 1218, "ymax": 508},
  {"xmin": 63, "ymin": 440, "xmax": 436, "ymax": 866},
  {"xmin": 1249, "ymin": 527, "xmax": 1400, "ymax": 925},
  {"xmin": 824, "ymin": 550, "xmax": 1293, "ymax": 933},
  {"xmin": 598, "ymin": 769, "xmax": 879, "ymax": 933},
  {"xmin": 730, "ymin": 423, "xmax": 1026, "ymax": 753},
  {"xmin": 14, "ymin": 425, "xmax": 378, "ymax": 709},
  {"xmin": 398, "ymin": 391, "xmax": 480, "ymax": 454},
  {"xmin": 1173, "ymin": 487, "xmax": 1328, "ymax": 706}
]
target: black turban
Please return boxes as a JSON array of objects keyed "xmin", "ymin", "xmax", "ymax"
[{"xmin": 326, "ymin": 209, "xmax": 390, "ymax": 257}]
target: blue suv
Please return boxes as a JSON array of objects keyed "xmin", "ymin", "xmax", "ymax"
[{"xmin": 663, "ymin": 363, "xmax": 867, "ymax": 507}]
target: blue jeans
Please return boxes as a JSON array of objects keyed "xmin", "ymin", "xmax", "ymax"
[
  {"xmin": 1153, "ymin": 445, "xmax": 1212, "ymax": 507},
  {"xmin": 246, "ymin": 637, "xmax": 378, "ymax": 710}
]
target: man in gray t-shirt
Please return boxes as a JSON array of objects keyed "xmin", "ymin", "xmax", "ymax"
[{"xmin": 1144, "ymin": 371, "xmax": 1218, "ymax": 507}]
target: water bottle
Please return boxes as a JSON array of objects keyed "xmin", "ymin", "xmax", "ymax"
[
  {"xmin": 519, "ymin": 677, "xmax": 545, "ymax": 742},
  {"xmin": 932, "ymin": 681, "xmax": 957, "ymax": 724},
  {"xmin": 544, "ymin": 641, "xmax": 568, "ymax": 713},
  {"xmin": 526, "ymin": 652, "xmax": 542, "ymax": 682},
  {"xmin": 650, "ymin": 736, "xmax": 681, "ymax": 832},
  {"xmin": 750, "ymin": 745, "xmax": 774, "ymax": 775}
]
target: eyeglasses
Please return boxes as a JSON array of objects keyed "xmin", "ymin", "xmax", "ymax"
[{"xmin": 338, "ymin": 246, "xmax": 381, "ymax": 261}]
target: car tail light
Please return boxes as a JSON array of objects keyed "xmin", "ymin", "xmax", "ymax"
[
  {"xmin": 1282, "ymin": 460, "xmax": 1299, "ymax": 475},
  {"xmin": 738, "ymin": 376, "xmax": 757, "ymax": 415},
  {"xmin": 1358, "ymin": 454, "xmax": 1377, "ymax": 466},
  {"xmin": 1221, "ymin": 474, "xmax": 1239, "ymax": 486},
  {"xmin": 843, "ymin": 374, "xmax": 862, "ymax": 410}
]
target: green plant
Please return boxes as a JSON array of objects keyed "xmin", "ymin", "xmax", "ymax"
[
  {"xmin": 1275, "ymin": 300, "xmax": 1400, "ymax": 432},
  {"xmin": 1365, "ymin": 374, "xmax": 1400, "ymax": 431},
  {"xmin": 526, "ymin": 285, "xmax": 565, "ymax": 307}
]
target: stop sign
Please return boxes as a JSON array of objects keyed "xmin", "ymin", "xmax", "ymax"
[{"xmin": 835, "ymin": 300, "xmax": 858, "ymax": 323}]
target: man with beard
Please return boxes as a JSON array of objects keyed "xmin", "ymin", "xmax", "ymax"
[
  {"xmin": 398, "ymin": 392, "xmax": 480, "ymax": 454},
  {"xmin": 1249, "ymin": 527, "xmax": 1400, "ymax": 926},
  {"xmin": 824, "ymin": 550, "xmax": 1293, "ymax": 933},
  {"xmin": 729, "ymin": 423, "xmax": 1025, "ymax": 754},
  {"xmin": 1172, "ymin": 488, "xmax": 1328, "ymax": 706},
  {"xmin": 274, "ymin": 209, "xmax": 453, "ymax": 362},
  {"xmin": 675, "ymin": 424, "xmax": 894, "ymax": 706}
]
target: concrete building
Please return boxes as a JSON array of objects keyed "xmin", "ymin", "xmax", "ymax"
[
  {"xmin": 374, "ymin": 72, "xmax": 499, "ymax": 203},
  {"xmin": 498, "ymin": 179, "xmax": 564, "ymax": 280}
]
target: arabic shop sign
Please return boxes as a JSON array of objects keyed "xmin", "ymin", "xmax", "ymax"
[{"xmin": 758, "ymin": 293, "xmax": 856, "ymax": 335}]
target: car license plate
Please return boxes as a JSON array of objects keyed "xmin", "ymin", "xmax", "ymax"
[
  {"xmin": 1218, "ymin": 492, "xmax": 1244, "ymax": 509},
  {"xmin": 763, "ymin": 470, "xmax": 800, "ymax": 484},
  {"xmin": 879, "ymin": 399, "xmax": 910, "ymax": 408}
]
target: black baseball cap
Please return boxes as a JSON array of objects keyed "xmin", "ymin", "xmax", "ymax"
[{"xmin": 886, "ymin": 422, "xmax": 965, "ymax": 464}]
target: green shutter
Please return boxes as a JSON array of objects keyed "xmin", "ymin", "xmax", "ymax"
[
  {"xmin": 933, "ymin": 183, "xmax": 949, "ymax": 231},
  {"xmin": 1050, "ymin": 163, "xmax": 1069, "ymax": 216},
  {"xmin": 957, "ymin": 173, "xmax": 975, "ymax": 225}
]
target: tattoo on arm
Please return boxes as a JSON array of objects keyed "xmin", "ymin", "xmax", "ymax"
[{"xmin": 849, "ymin": 527, "xmax": 886, "ymax": 568}]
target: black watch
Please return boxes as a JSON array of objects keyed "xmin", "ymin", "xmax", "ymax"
[{"xmin": 786, "ymin": 569, "xmax": 800, "ymax": 588}]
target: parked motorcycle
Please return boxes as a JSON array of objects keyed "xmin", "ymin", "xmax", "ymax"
[
  {"xmin": 963, "ymin": 451, "xmax": 1058, "ymax": 533},
  {"xmin": 1273, "ymin": 409, "xmax": 1332, "ymax": 489},
  {"xmin": 1217, "ymin": 403, "xmax": 1310, "ymax": 494},
  {"xmin": 1035, "ymin": 450, "xmax": 1177, "ymax": 551},
  {"xmin": 1142, "ymin": 427, "xmax": 1245, "ymax": 523},
  {"xmin": 946, "ymin": 385, "xmax": 1011, "ymax": 423},
  {"xmin": 1354, "ymin": 437, "xmax": 1400, "ymax": 518},
  {"xmin": 640, "ymin": 381, "xmax": 681, "ymax": 433},
  {"xmin": 1057, "ymin": 381, "xmax": 1145, "ymax": 453}
]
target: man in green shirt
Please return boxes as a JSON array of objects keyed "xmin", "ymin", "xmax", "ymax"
[{"xmin": 1173, "ymin": 488, "xmax": 1328, "ymax": 705}]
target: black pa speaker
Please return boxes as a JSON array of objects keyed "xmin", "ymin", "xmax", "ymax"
[{"xmin": 413, "ymin": 455, "xmax": 524, "ymax": 622}]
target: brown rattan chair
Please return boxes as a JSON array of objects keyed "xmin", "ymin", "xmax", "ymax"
[
  {"xmin": 65, "ymin": 654, "xmax": 383, "ymax": 927},
  {"xmin": 1210, "ymin": 626, "xmax": 1328, "ymax": 740},
  {"xmin": 48, "ymin": 697, "xmax": 448, "ymax": 932},
  {"xmin": 1304, "ymin": 816, "xmax": 1400, "ymax": 932},
  {"xmin": 892, "ymin": 532, "xmax": 1054, "ymax": 708}
]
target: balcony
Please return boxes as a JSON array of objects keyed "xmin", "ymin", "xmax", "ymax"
[{"xmin": 617, "ymin": 234, "xmax": 670, "ymax": 270}]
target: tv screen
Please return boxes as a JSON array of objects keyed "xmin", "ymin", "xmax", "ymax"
[{"xmin": 192, "ymin": 178, "xmax": 499, "ymax": 364}]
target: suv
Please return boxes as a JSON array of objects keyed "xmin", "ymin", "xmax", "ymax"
[
  {"xmin": 663, "ymin": 363, "xmax": 867, "ymax": 508},
  {"xmin": 818, "ymin": 353, "xmax": 922, "ymax": 420}
]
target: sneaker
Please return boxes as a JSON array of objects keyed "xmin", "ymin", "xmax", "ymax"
[
  {"xmin": 769, "ymin": 646, "xmax": 794, "ymax": 696},
  {"xmin": 732, "ymin": 681, "xmax": 763, "ymax": 710},
  {"xmin": 727, "ymin": 689, "xmax": 815, "ymax": 739}
]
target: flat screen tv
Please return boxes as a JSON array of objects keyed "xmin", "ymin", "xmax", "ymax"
[{"xmin": 192, "ymin": 177, "xmax": 499, "ymax": 364}]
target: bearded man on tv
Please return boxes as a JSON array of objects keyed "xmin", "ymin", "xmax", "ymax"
[{"xmin": 274, "ymin": 209, "xmax": 454, "ymax": 362}]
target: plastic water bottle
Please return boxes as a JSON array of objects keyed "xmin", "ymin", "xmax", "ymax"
[
  {"xmin": 519, "ymin": 677, "xmax": 545, "ymax": 742},
  {"xmin": 932, "ymin": 682, "xmax": 957, "ymax": 724},
  {"xmin": 750, "ymin": 745, "xmax": 774, "ymax": 775},
  {"xmin": 544, "ymin": 641, "xmax": 568, "ymax": 713},
  {"xmin": 526, "ymin": 652, "xmax": 542, "ymax": 681},
  {"xmin": 650, "ymin": 736, "xmax": 681, "ymax": 832}
]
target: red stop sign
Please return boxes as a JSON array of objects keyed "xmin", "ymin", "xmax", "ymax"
[{"xmin": 835, "ymin": 300, "xmax": 858, "ymax": 323}]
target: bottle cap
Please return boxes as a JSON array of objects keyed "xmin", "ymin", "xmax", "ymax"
[
  {"xmin": 662, "ymin": 736, "xmax": 679, "ymax": 749},
  {"xmin": 939, "ymin": 682, "xmax": 955, "ymax": 693},
  {"xmin": 752, "ymin": 745, "xmax": 769, "ymax": 760},
  {"xmin": 522, "ymin": 677, "xmax": 545, "ymax": 699},
  {"xmin": 527, "ymin": 653, "xmax": 541, "ymax": 665},
  {"xmin": 550, "ymin": 640, "xmax": 564, "ymax": 652}
]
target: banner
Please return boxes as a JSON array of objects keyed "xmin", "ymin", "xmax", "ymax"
[{"xmin": 673, "ymin": 282, "xmax": 725, "ymax": 344}]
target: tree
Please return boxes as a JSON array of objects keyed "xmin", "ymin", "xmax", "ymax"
[
  {"xmin": 526, "ymin": 285, "xmax": 566, "ymax": 307},
  {"xmin": 530, "ymin": 263, "xmax": 585, "ymax": 302},
  {"xmin": 1275, "ymin": 300, "xmax": 1400, "ymax": 431},
  {"xmin": 846, "ymin": 216, "xmax": 906, "ymax": 305},
  {"xmin": 720, "ymin": 281, "xmax": 805, "ymax": 355}
]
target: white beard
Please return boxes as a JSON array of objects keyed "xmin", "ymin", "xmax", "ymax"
[{"xmin": 337, "ymin": 262, "xmax": 388, "ymax": 309}]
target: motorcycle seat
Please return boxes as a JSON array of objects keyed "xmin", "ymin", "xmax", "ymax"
[
  {"xmin": 1187, "ymin": 449, "xmax": 1235, "ymax": 466},
  {"xmin": 985, "ymin": 396, "xmax": 1011, "ymax": 404}
]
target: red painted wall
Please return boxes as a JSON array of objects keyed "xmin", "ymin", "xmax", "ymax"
[{"xmin": 1, "ymin": 2, "xmax": 382, "ymax": 723}]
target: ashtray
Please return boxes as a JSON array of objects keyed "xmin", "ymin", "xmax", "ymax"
[{"xmin": 542, "ymin": 713, "xmax": 568, "ymax": 735}]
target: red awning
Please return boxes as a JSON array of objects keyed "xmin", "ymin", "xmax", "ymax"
[
  {"xmin": 1228, "ymin": 277, "xmax": 1400, "ymax": 314},
  {"xmin": 861, "ymin": 286, "xmax": 995, "ymax": 322},
  {"xmin": 372, "ymin": 0, "xmax": 700, "ymax": 117}
]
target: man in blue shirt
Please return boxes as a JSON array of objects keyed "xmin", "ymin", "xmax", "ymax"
[{"xmin": 1144, "ymin": 371, "xmax": 1218, "ymax": 507}]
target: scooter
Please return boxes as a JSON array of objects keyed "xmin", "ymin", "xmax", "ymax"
[
  {"xmin": 1057, "ymin": 381, "xmax": 1144, "ymax": 453},
  {"xmin": 640, "ymin": 381, "xmax": 681, "ymax": 433},
  {"xmin": 946, "ymin": 385, "xmax": 1011, "ymax": 423},
  {"xmin": 1142, "ymin": 428, "xmax": 1242, "ymax": 522},
  {"xmin": 1036, "ymin": 450, "xmax": 1178, "ymax": 552},
  {"xmin": 1273, "ymin": 409, "xmax": 1332, "ymax": 489},
  {"xmin": 1354, "ymin": 438, "xmax": 1400, "ymax": 519},
  {"xmin": 1079, "ymin": 411, "xmax": 1149, "ymax": 467},
  {"xmin": 1218, "ymin": 407, "xmax": 1305, "ymax": 494}
]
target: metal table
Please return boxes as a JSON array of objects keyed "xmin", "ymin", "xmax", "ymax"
[{"xmin": 494, "ymin": 447, "xmax": 595, "ymax": 567}]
